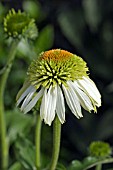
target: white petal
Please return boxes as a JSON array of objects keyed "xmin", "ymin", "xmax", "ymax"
[
  {"xmin": 62, "ymin": 84, "xmax": 83, "ymax": 118},
  {"xmin": 23, "ymin": 87, "xmax": 44, "ymax": 114},
  {"xmin": 40, "ymin": 88, "xmax": 48, "ymax": 121},
  {"xmin": 40, "ymin": 86, "xmax": 57, "ymax": 126},
  {"xmin": 46, "ymin": 86, "xmax": 57, "ymax": 125},
  {"xmin": 21, "ymin": 87, "xmax": 36, "ymax": 111},
  {"xmin": 77, "ymin": 77, "xmax": 101, "ymax": 107},
  {"xmin": 16, "ymin": 80, "xmax": 30, "ymax": 100},
  {"xmin": 67, "ymin": 81, "xmax": 94, "ymax": 112},
  {"xmin": 16, "ymin": 85, "xmax": 35, "ymax": 106},
  {"xmin": 56, "ymin": 85, "xmax": 65, "ymax": 124},
  {"xmin": 83, "ymin": 76, "xmax": 101, "ymax": 98}
]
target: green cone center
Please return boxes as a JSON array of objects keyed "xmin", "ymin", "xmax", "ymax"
[
  {"xmin": 28, "ymin": 49, "xmax": 89, "ymax": 88},
  {"xmin": 4, "ymin": 9, "xmax": 33, "ymax": 37}
]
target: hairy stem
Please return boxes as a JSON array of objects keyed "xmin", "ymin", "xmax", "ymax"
[
  {"xmin": 35, "ymin": 114, "xmax": 42, "ymax": 170},
  {"xmin": 0, "ymin": 40, "xmax": 19, "ymax": 169},
  {"xmin": 95, "ymin": 164, "xmax": 102, "ymax": 170},
  {"xmin": 49, "ymin": 116, "xmax": 61, "ymax": 170}
]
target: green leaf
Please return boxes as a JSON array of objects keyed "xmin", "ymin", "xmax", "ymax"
[
  {"xmin": 68, "ymin": 157, "xmax": 113, "ymax": 170},
  {"xmin": 58, "ymin": 9, "xmax": 85, "ymax": 50},
  {"xmin": 82, "ymin": 156, "xmax": 98, "ymax": 169},
  {"xmin": 6, "ymin": 109, "xmax": 34, "ymax": 143},
  {"xmin": 56, "ymin": 163, "xmax": 67, "ymax": 170},
  {"xmin": 82, "ymin": 0, "xmax": 101, "ymax": 32},
  {"xmin": 68, "ymin": 160, "xmax": 83, "ymax": 170},
  {"xmin": 17, "ymin": 38, "xmax": 37, "ymax": 60},
  {"xmin": 35, "ymin": 25, "xmax": 54, "ymax": 54},
  {"xmin": 0, "ymin": 2, "xmax": 7, "ymax": 23},
  {"xmin": 9, "ymin": 162, "xmax": 23, "ymax": 170},
  {"xmin": 15, "ymin": 135, "xmax": 36, "ymax": 170},
  {"xmin": 23, "ymin": 0, "xmax": 45, "ymax": 22},
  {"xmin": 82, "ymin": 156, "xmax": 113, "ymax": 170}
]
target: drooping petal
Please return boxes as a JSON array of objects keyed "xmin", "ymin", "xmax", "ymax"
[
  {"xmin": 21, "ymin": 87, "xmax": 36, "ymax": 111},
  {"xmin": 16, "ymin": 85, "xmax": 35, "ymax": 106},
  {"xmin": 40, "ymin": 86, "xmax": 57, "ymax": 126},
  {"xmin": 67, "ymin": 81, "xmax": 94, "ymax": 112},
  {"xmin": 62, "ymin": 84, "xmax": 83, "ymax": 118},
  {"xmin": 16, "ymin": 80, "xmax": 31, "ymax": 100},
  {"xmin": 56, "ymin": 85, "xmax": 65, "ymax": 124},
  {"xmin": 83, "ymin": 76, "xmax": 101, "ymax": 98},
  {"xmin": 40, "ymin": 88, "xmax": 48, "ymax": 121},
  {"xmin": 23, "ymin": 87, "xmax": 44, "ymax": 114},
  {"xmin": 46, "ymin": 86, "xmax": 57, "ymax": 125},
  {"xmin": 77, "ymin": 77, "xmax": 101, "ymax": 107}
]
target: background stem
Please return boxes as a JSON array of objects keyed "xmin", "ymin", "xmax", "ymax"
[
  {"xmin": 49, "ymin": 116, "xmax": 61, "ymax": 170},
  {"xmin": 35, "ymin": 114, "xmax": 42, "ymax": 170},
  {"xmin": 95, "ymin": 164, "xmax": 102, "ymax": 170},
  {"xmin": 0, "ymin": 40, "xmax": 19, "ymax": 170}
]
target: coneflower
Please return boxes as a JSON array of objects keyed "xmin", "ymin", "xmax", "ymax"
[{"xmin": 16, "ymin": 49, "xmax": 101, "ymax": 126}]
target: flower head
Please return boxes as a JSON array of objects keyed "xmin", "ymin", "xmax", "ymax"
[
  {"xmin": 16, "ymin": 49, "xmax": 101, "ymax": 125},
  {"xmin": 4, "ymin": 9, "xmax": 38, "ymax": 39},
  {"xmin": 89, "ymin": 141, "xmax": 112, "ymax": 158}
]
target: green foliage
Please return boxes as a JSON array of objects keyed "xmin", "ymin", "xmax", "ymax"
[
  {"xmin": 14, "ymin": 136, "xmax": 36, "ymax": 170},
  {"xmin": 17, "ymin": 38, "xmax": 37, "ymax": 61},
  {"xmin": 82, "ymin": 0, "xmax": 101, "ymax": 32},
  {"xmin": 58, "ymin": 9, "xmax": 85, "ymax": 50},
  {"xmin": 68, "ymin": 156, "xmax": 113, "ymax": 170},
  {"xmin": 9, "ymin": 162, "xmax": 23, "ymax": 170},
  {"xmin": 68, "ymin": 160, "xmax": 83, "ymax": 170},
  {"xmin": 6, "ymin": 109, "xmax": 34, "ymax": 143},
  {"xmin": 23, "ymin": 0, "xmax": 43, "ymax": 20},
  {"xmin": 35, "ymin": 25, "xmax": 54, "ymax": 54},
  {"xmin": 56, "ymin": 163, "xmax": 67, "ymax": 170}
]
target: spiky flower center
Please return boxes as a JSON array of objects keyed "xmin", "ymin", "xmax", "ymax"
[
  {"xmin": 4, "ymin": 9, "xmax": 38, "ymax": 39},
  {"xmin": 28, "ymin": 49, "xmax": 89, "ymax": 89}
]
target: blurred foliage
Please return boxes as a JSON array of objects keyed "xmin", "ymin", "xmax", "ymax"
[
  {"xmin": 14, "ymin": 135, "xmax": 36, "ymax": 170},
  {"xmin": 35, "ymin": 24, "xmax": 54, "ymax": 54},
  {"xmin": 68, "ymin": 156, "xmax": 113, "ymax": 170},
  {"xmin": 6, "ymin": 109, "xmax": 34, "ymax": 143},
  {"xmin": 0, "ymin": 0, "xmax": 113, "ymax": 169}
]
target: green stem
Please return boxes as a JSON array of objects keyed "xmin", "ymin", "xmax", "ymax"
[
  {"xmin": 0, "ymin": 40, "xmax": 19, "ymax": 170},
  {"xmin": 35, "ymin": 114, "xmax": 42, "ymax": 170},
  {"xmin": 95, "ymin": 164, "xmax": 102, "ymax": 170},
  {"xmin": 49, "ymin": 116, "xmax": 61, "ymax": 170}
]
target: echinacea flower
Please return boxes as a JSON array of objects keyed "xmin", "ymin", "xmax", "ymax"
[{"xmin": 16, "ymin": 49, "xmax": 101, "ymax": 126}]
